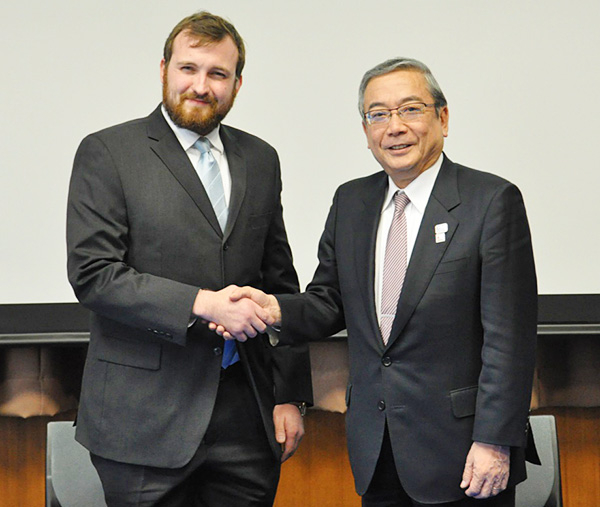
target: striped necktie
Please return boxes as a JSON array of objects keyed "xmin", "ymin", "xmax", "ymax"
[
  {"xmin": 380, "ymin": 191, "xmax": 410, "ymax": 345},
  {"xmin": 195, "ymin": 138, "xmax": 238, "ymax": 367},
  {"xmin": 195, "ymin": 138, "xmax": 228, "ymax": 232}
]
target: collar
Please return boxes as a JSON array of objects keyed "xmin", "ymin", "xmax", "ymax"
[
  {"xmin": 160, "ymin": 105, "xmax": 224, "ymax": 155},
  {"xmin": 382, "ymin": 153, "xmax": 444, "ymax": 214}
]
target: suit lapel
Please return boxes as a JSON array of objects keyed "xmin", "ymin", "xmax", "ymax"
[
  {"xmin": 219, "ymin": 126, "xmax": 246, "ymax": 242},
  {"xmin": 386, "ymin": 156, "xmax": 461, "ymax": 348},
  {"xmin": 353, "ymin": 173, "xmax": 388, "ymax": 346},
  {"xmin": 146, "ymin": 106, "xmax": 223, "ymax": 237}
]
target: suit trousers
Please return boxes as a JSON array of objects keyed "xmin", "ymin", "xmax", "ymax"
[
  {"xmin": 90, "ymin": 362, "xmax": 280, "ymax": 507},
  {"xmin": 362, "ymin": 425, "xmax": 515, "ymax": 507}
]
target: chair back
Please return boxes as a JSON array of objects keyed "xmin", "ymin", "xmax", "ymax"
[
  {"xmin": 515, "ymin": 415, "xmax": 563, "ymax": 507},
  {"xmin": 46, "ymin": 421, "xmax": 107, "ymax": 507}
]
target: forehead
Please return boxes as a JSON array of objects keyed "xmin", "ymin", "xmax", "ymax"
[
  {"xmin": 364, "ymin": 70, "xmax": 432, "ymax": 109},
  {"xmin": 170, "ymin": 31, "xmax": 238, "ymax": 67}
]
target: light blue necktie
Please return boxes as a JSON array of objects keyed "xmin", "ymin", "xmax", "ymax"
[
  {"xmin": 195, "ymin": 138, "xmax": 228, "ymax": 232},
  {"xmin": 194, "ymin": 138, "xmax": 238, "ymax": 368}
]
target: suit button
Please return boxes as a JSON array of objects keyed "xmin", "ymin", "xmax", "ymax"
[
  {"xmin": 223, "ymin": 243, "xmax": 229, "ymax": 251},
  {"xmin": 213, "ymin": 347, "xmax": 223, "ymax": 356},
  {"xmin": 382, "ymin": 357, "xmax": 392, "ymax": 367},
  {"xmin": 378, "ymin": 400, "xmax": 386, "ymax": 411}
]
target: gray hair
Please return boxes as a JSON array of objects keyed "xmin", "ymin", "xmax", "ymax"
[{"xmin": 358, "ymin": 57, "xmax": 447, "ymax": 120}]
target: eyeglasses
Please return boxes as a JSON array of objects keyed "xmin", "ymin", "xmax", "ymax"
[{"xmin": 364, "ymin": 102, "xmax": 436, "ymax": 126}]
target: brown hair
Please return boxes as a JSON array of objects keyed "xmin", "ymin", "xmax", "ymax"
[{"xmin": 163, "ymin": 11, "xmax": 246, "ymax": 78}]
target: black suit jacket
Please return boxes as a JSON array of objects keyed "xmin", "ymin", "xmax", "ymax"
[
  {"xmin": 278, "ymin": 156, "xmax": 537, "ymax": 503},
  {"xmin": 67, "ymin": 106, "xmax": 312, "ymax": 468}
]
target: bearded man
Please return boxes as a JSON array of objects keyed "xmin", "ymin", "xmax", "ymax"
[{"xmin": 66, "ymin": 11, "xmax": 311, "ymax": 507}]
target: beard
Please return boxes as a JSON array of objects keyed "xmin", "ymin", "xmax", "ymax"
[{"xmin": 162, "ymin": 78, "xmax": 237, "ymax": 136}]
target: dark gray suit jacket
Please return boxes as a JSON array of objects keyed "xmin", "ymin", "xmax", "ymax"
[
  {"xmin": 278, "ymin": 155, "xmax": 537, "ymax": 503},
  {"xmin": 67, "ymin": 106, "xmax": 312, "ymax": 468}
]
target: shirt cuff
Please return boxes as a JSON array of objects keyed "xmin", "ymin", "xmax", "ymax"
[{"xmin": 267, "ymin": 326, "xmax": 280, "ymax": 346}]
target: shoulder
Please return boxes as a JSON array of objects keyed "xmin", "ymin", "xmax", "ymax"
[
  {"xmin": 336, "ymin": 171, "xmax": 387, "ymax": 196},
  {"xmin": 441, "ymin": 159, "xmax": 528, "ymax": 221},
  {"xmin": 220, "ymin": 124, "xmax": 277, "ymax": 155},
  {"xmin": 456, "ymin": 163, "xmax": 511, "ymax": 187},
  {"xmin": 444, "ymin": 156, "xmax": 513, "ymax": 188},
  {"xmin": 444, "ymin": 158, "xmax": 522, "ymax": 200},
  {"xmin": 79, "ymin": 113, "xmax": 154, "ymax": 150},
  {"xmin": 73, "ymin": 110, "xmax": 164, "ymax": 175}
]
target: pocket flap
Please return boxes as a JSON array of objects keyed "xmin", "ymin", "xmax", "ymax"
[
  {"xmin": 97, "ymin": 335, "xmax": 162, "ymax": 371},
  {"xmin": 435, "ymin": 257, "xmax": 468, "ymax": 275},
  {"xmin": 450, "ymin": 385, "xmax": 478, "ymax": 418}
]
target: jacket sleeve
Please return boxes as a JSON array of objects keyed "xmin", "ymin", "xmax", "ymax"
[
  {"xmin": 66, "ymin": 134, "xmax": 198, "ymax": 346},
  {"xmin": 277, "ymin": 188, "xmax": 347, "ymax": 345},
  {"xmin": 260, "ymin": 156, "xmax": 313, "ymax": 405},
  {"xmin": 473, "ymin": 182, "xmax": 538, "ymax": 447}
]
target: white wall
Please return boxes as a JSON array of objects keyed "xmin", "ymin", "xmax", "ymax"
[{"xmin": 1, "ymin": 0, "xmax": 598, "ymax": 303}]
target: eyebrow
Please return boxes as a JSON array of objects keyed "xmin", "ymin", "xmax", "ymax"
[
  {"xmin": 366, "ymin": 95, "xmax": 426, "ymax": 111},
  {"xmin": 174, "ymin": 60, "xmax": 232, "ymax": 75},
  {"xmin": 172, "ymin": 58, "xmax": 198, "ymax": 67},
  {"xmin": 210, "ymin": 66, "xmax": 232, "ymax": 75}
]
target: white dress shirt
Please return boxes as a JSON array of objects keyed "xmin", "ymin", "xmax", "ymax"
[
  {"xmin": 374, "ymin": 155, "xmax": 444, "ymax": 325},
  {"xmin": 161, "ymin": 105, "xmax": 231, "ymax": 206}
]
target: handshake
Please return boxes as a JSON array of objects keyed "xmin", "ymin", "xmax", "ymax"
[{"xmin": 193, "ymin": 285, "xmax": 282, "ymax": 341}]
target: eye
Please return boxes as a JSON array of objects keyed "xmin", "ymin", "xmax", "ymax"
[
  {"xmin": 209, "ymin": 70, "xmax": 228, "ymax": 79},
  {"xmin": 368, "ymin": 110, "xmax": 389, "ymax": 122},
  {"xmin": 400, "ymin": 104, "xmax": 424, "ymax": 116}
]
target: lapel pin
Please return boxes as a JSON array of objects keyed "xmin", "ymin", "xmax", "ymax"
[
  {"xmin": 435, "ymin": 223, "xmax": 448, "ymax": 243},
  {"xmin": 435, "ymin": 223, "xmax": 448, "ymax": 234}
]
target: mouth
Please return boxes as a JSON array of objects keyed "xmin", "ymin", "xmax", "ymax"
[
  {"xmin": 387, "ymin": 143, "xmax": 412, "ymax": 151},
  {"xmin": 184, "ymin": 94, "xmax": 216, "ymax": 107},
  {"xmin": 186, "ymin": 98, "xmax": 210, "ymax": 106}
]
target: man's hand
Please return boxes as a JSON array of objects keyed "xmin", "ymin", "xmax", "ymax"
[
  {"xmin": 273, "ymin": 403, "xmax": 305, "ymax": 462},
  {"xmin": 209, "ymin": 286, "xmax": 282, "ymax": 340},
  {"xmin": 232, "ymin": 286, "xmax": 282, "ymax": 325},
  {"xmin": 460, "ymin": 441, "xmax": 510, "ymax": 499},
  {"xmin": 192, "ymin": 285, "xmax": 274, "ymax": 341}
]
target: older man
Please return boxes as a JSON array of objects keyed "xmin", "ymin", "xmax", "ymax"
[
  {"xmin": 67, "ymin": 11, "xmax": 311, "ymax": 507},
  {"xmin": 228, "ymin": 58, "xmax": 537, "ymax": 506}
]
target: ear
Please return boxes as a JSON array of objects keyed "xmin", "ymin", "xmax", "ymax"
[
  {"xmin": 235, "ymin": 75, "xmax": 243, "ymax": 94},
  {"xmin": 160, "ymin": 59, "xmax": 166, "ymax": 85},
  {"xmin": 439, "ymin": 106, "xmax": 449, "ymax": 137},
  {"xmin": 362, "ymin": 121, "xmax": 371, "ymax": 149}
]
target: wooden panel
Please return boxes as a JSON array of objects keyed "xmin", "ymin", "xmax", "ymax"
[
  {"xmin": 0, "ymin": 414, "xmax": 58, "ymax": 507},
  {"xmin": 535, "ymin": 407, "xmax": 600, "ymax": 507},
  {"xmin": 0, "ymin": 411, "xmax": 75, "ymax": 507},
  {"xmin": 1, "ymin": 408, "xmax": 599, "ymax": 506},
  {"xmin": 275, "ymin": 410, "xmax": 361, "ymax": 506}
]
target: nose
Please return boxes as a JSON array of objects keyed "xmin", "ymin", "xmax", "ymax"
[
  {"xmin": 191, "ymin": 73, "xmax": 210, "ymax": 96},
  {"xmin": 386, "ymin": 112, "xmax": 408, "ymax": 135}
]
